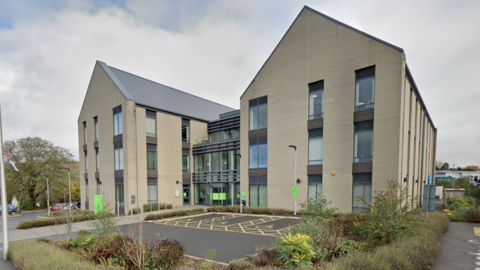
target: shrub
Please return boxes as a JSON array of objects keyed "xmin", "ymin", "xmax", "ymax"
[
  {"xmin": 446, "ymin": 197, "xmax": 470, "ymax": 210},
  {"xmin": 8, "ymin": 241, "xmax": 101, "ymax": 270},
  {"xmin": 17, "ymin": 213, "xmax": 97, "ymax": 229},
  {"xmin": 229, "ymin": 259, "xmax": 254, "ymax": 270},
  {"xmin": 326, "ymin": 212, "xmax": 449, "ymax": 270},
  {"xmin": 465, "ymin": 207, "xmax": 480, "ymax": 223},
  {"xmin": 149, "ymin": 239, "xmax": 185, "ymax": 269},
  {"xmin": 300, "ymin": 193, "xmax": 337, "ymax": 222},
  {"xmin": 357, "ymin": 180, "xmax": 420, "ymax": 244},
  {"xmin": 206, "ymin": 206, "xmax": 295, "ymax": 216},
  {"xmin": 144, "ymin": 209, "xmax": 205, "ymax": 221},
  {"xmin": 275, "ymin": 233, "xmax": 316, "ymax": 268},
  {"xmin": 335, "ymin": 239, "xmax": 367, "ymax": 257},
  {"xmin": 252, "ymin": 248, "xmax": 270, "ymax": 267},
  {"xmin": 448, "ymin": 207, "xmax": 470, "ymax": 222}
]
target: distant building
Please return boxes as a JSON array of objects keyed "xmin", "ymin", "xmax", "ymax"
[{"xmin": 79, "ymin": 6, "xmax": 437, "ymax": 213}]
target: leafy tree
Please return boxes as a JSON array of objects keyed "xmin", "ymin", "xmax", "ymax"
[
  {"xmin": 440, "ymin": 162, "xmax": 449, "ymax": 170},
  {"xmin": 4, "ymin": 137, "xmax": 74, "ymax": 209}
]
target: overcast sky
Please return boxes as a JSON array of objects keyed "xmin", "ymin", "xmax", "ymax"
[{"xmin": 0, "ymin": 0, "xmax": 478, "ymax": 167}]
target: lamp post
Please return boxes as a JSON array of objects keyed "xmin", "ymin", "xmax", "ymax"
[
  {"xmin": 59, "ymin": 168, "xmax": 71, "ymax": 216},
  {"xmin": 288, "ymin": 145, "xmax": 297, "ymax": 216},
  {"xmin": 234, "ymin": 153, "xmax": 242, "ymax": 213},
  {"xmin": 40, "ymin": 175, "xmax": 50, "ymax": 217},
  {"xmin": 452, "ymin": 164, "xmax": 456, "ymax": 188}
]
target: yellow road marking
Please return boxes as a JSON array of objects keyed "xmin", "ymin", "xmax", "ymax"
[
  {"xmin": 474, "ymin": 227, "xmax": 480, "ymax": 236},
  {"xmin": 185, "ymin": 222, "xmax": 189, "ymax": 227},
  {"xmin": 197, "ymin": 220, "xmax": 202, "ymax": 228},
  {"xmin": 239, "ymin": 223, "xmax": 246, "ymax": 233}
]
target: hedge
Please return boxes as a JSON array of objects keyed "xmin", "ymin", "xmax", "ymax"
[
  {"xmin": 325, "ymin": 212, "xmax": 450, "ymax": 270},
  {"xmin": 8, "ymin": 241, "xmax": 103, "ymax": 270},
  {"xmin": 207, "ymin": 206, "xmax": 296, "ymax": 216},
  {"xmin": 17, "ymin": 213, "xmax": 97, "ymax": 229},
  {"xmin": 144, "ymin": 209, "xmax": 205, "ymax": 221}
]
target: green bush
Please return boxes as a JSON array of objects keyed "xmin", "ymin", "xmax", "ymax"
[
  {"xmin": 144, "ymin": 209, "xmax": 205, "ymax": 221},
  {"xmin": 275, "ymin": 232, "xmax": 316, "ymax": 268},
  {"xmin": 357, "ymin": 180, "xmax": 420, "ymax": 244},
  {"xmin": 229, "ymin": 259, "xmax": 254, "ymax": 270},
  {"xmin": 17, "ymin": 213, "xmax": 97, "ymax": 229},
  {"xmin": 446, "ymin": 197, "xmax": 471, "ymax": 210},
  {"xmin": 465, "ymin": 207, "xmax": 480, "ymax": 223},
  {"xmin": 8, "ymin": 241, "xmax": 102, "ymax": 270},
  {"xmin": 206, "ymin": 206, "xmax": 295, "ymax": 216},
  {"xmin": 326, "ymin": 212, "xmax": 450, "ymax": 270},
  {"xmin": 448, "ymin": 207, "xmax": 470, "ymax": 221},
  {"xmin": 300, "ymin": 193, "xmax": 337, "ymax": 222},
  {"xmin": 335, "ymin": 239, "xmax": 367, "ymax": 257}
]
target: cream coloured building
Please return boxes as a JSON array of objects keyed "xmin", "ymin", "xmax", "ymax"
[{"xmin": 79, "ymin": 6, "xmax": 436, "ymax": 213}]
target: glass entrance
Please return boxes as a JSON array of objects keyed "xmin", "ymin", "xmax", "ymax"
[
  {"xmin": 210, "ymin": 185, "xmax": 228, "ymax": 206},
  {"xmin": 183, "ymin": 184, "xmax": 190, "ymax": 205}
]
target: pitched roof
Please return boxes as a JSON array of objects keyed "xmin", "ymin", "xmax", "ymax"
[
  {"xmin": 97, "ymin": 61, "xmax": 235, "ymax": 122},
  {"xmin": 240, "ymin": 6, "xmax": 404, "ymax": 99}
]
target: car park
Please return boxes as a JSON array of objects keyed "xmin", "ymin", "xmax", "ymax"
[
  {"xmin": 52, "ymin": 203, "xmax": 67, "ymax": 211},
  {"xmin": 0, "ymin": 205, "xmax": 20, "ymax": 215}
]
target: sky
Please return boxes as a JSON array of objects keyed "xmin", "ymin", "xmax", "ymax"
[{"xmin": 0, "ymin": 0, "xmax": 479, "ymax": 167}]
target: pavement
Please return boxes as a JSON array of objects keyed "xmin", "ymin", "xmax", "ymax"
[{"xmin": 432, "ymin": 222, "xmax": 480, "ymax": 270}]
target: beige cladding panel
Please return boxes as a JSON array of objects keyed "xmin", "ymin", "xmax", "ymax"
[
  {"xmin": 157, "ymin": 113, "xmax": 183, "ymax": 206},
  {"xmin": 189, "ymin": 120, "xmax": 209, "ymax": 205},
  {"xmin": 78, "ymin": 63, "xmax": 127, "ymax": 211},
  {"xmin": 134, "ymin": 107, "xmax": 148, "ymax": 206},
  {"xmin": 241, "ymin": 9, "xmax": 405, "ymax": 212}
]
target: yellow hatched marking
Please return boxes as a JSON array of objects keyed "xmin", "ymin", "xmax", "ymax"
[
  {"xmin": 239, "ymin": 223, "xmax": 246, "ymax": 233},
  {"xmin": 197, "ymin": 220, "xmax": 202, "ymax": 228},
  {"xmin": 184, "ymin": 222, "xmax": 189, "ymax": 227},
  {"xmin": 474, "ymin": 227, "xmax": 480, "ymax": 236},
  {"xmin": 225, "ymin": 226, "xmax": 228, "ymax": 231},
  {"xmin": 258, "ymin": 229, "xmax": 265, "ymax": 235}
]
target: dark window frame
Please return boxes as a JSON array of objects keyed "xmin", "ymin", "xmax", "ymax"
[
  {"xmin": 309, "ymin": 80, "xmax": 324, "ymax": 120},
  {"xmin": 249, "ymin": 137, "xmax": 267, "ymax": 169},
  {"xmin": 355, "ymin": 66, "xmax": 375, "ymax": 112},
  {"xmin": 249, "ymin": 96, "xmax": 268, "ymax": 131}
]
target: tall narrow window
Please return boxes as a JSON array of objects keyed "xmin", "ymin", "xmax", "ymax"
[
  {"xmin": 249, "ymin": 176, "xmax": 267, "ymax": 207},
  {"xmin": 182, "ymin": 149, "xmax": 190, "ymax": 172},
  {"xmin": 147, "ymin": 144, "xmax": 157, "ymax": 171},
  {"xmin": 95, "ymin": 149, "xmax": 99, "ymax": 171},
  {"xmin": 114, "ymin": 142, "xmax": 123, "ymax": 170},
  {"xmin": 182, "ymin": 119, "xmax": 190, "ymax": 142},
  {"xmin": 308, "ymin": 175, "xmax": 322, "ymax": 199},
  {"xmin": 84, "ymin": 151, "xmax": 88, "ymax": 172},
  {"xmin": 146, "ymin": 110, "xmax": 156, "ymax": 137},
  {"xmin": 94, "ymin": 116, "xmax": 98, "ymax": 141},
  {"xmin": 115, "ymin": 177, "xmax": 124, "ymax": 214},
  {"xmin": 352, "ymin": 173, "xmax": 372, "ymax": 212},
  {"xmin": 354, "ymin": 121, "xmax": 373, "ymax": 163},
  {"xmin": 249, "ymin": 96, "xmax": 268, "ymax": 130},
  {"xmin": 113, "ymin": 106, "xmax": 123, "ymax": 136},
  {"xmin": 355, "ymin": 66, "xmax": 375, "ymax": 112},
  {"xmin": 83, "ymin": 121, "xmax": 87, "ymax": 143},
  {"xmin": 309, "ymin": 129, "xmax": 323, "ymax": 165},
  {"xmin": 85, "ymin": 179, "xmax": 89, "ymax": 202},
  {"xmin": 147, "ymin": 178, "xmax": 158, "ymax": 204},
  {"xmin": 249, "ymin": 137, "xmax": 267, "ymax": 169},
  {"xmin": 309, "ymin": 80, "xmax": 324, "ymax": 120}
]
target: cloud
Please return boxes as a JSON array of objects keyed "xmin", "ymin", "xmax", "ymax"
[{"xmin": 0, "ymin": 0, "xmax": 479, "ymax": 167}]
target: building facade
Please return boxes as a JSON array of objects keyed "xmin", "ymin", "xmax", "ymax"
[{"xmin": 79, "ymin": 6, "xmax": 437, "ymax": 213}]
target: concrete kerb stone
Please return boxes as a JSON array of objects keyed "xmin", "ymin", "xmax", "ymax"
[{"xmin": 184, "ymin": 254, "xmax": 230, "ymax": 267}]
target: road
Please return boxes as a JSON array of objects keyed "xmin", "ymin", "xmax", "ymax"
[{"xmin": 0, "ymin": 210, "xmax": 48, "ymax": 230}]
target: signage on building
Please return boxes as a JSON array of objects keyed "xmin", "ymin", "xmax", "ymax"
[
  {"xmin": 175, "ymin": 188, "xmax": 181, "ymax": 198},
  {"xmin": 292, "ymin": 186, "xmax": 298, "ymax": 198}
]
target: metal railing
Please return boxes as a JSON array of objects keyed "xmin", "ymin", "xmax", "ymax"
[
  {"xmin": 309, "ymin": 113, "xmax": 323, "ymax": 120},
  {"xmin": 196, "ymin": 130, "xmax": 240, "ymax": 144},
  {"xmin": 193, "ymin": 169, "xmax": 240, "ymax": 182},
  {"xmin": 355, "ymin": 102, "xmax": 374, "ymax": 112},
  {"xmin": 354, "ymin": 156, "xmax": 373, "ymax": 163}
]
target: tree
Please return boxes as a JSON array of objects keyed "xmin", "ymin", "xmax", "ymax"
[
  {"xmin": 4, "ymin": 137, "xmax": 74, "ymax": 209},
  {"xmin": 440, "ymin": 162, "xmax": 449, "ymax": 170},
  {"xmin": 436, "ymin": 161, "xmax": 444, "ymax": 170},
  {"xmin": 463, "ymin": 165, "xmax": 480, "ymax": 172}
]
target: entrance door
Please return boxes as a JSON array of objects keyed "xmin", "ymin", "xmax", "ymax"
[
  {"xmin": 211, "ymin": 183, "xmax": 228, "ymax": 206},
  {"xmin": 183, "ymin": 185, "xmax": 190, "ymax": 205}
]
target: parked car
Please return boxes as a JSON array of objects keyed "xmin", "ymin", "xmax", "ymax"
[
  {"xmin": 60, "ymin": 203, "xmax": 78, "ymax": 210},
  {"xmin": 0, "ymin": 205, "xmax": 20, "ymax": 215},
  {"xmin": 52, "ymin": 203, "xmax": 67, "ymax": 211},
  {"xmin": 73, "ymin": 202, "xmax": 81, "ymax": 209},
  {"xmin": 48, "ymin": 203, "xmax": 62, "ymax": 211}
]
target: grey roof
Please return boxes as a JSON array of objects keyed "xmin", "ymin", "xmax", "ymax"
[{"xmin": 97, "ymin": 61, "xmax": 235, "ymax": 122}]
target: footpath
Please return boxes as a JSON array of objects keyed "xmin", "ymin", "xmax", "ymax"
[{"xmin": 0, "ymin": 205, "xmax": 207, "ymax": 270}]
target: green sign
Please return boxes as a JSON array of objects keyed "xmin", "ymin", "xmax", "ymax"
[
  {"xmin": 237, "ymin": 194, "xmax": 240, "ymax": 198},
  {"xmin": 183, "ymin": 192, "xmax": 187, "ymax": 197},
  {"xmin": 292, "ymin": 186, "xmax": 298, "ymax": 198},
  {"xmin": 94, "ymin": 195, "xmax": 103, "ymax": 214},
  {"xmin": 220, "ymin": 193, "xmax": 227, "ymax": 200},
  {"xmin": 242, "ymin": 191, "xmax": 247, "ymax": 198}
]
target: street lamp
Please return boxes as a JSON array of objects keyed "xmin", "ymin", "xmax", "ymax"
[
  {"xmin": 234, "ymin": 153, "xmax": 242, "ymax": 213},
  {"xmin": 59, "ymin": 168, "xmax": 71, "ymax": 216},
  {"xmin": 39, "ymin": 175, "xmax": 50, "ymax": 217},
  {"xmin": 288, "ymin": 145, "xmax": 297, "ymax": 216}
]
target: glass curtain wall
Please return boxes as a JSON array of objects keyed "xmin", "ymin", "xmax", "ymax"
[
  {"xmin": 354, "ymin": 121, "xmax": 373, "ymax": 163},
  {"xmin": 249, "ymin": 176, "xmax": 267, "ymax": 207},
  {"xmin": 309, "ymin": 80, "xmax": 324, "ymax": 120},
  {"xmin": 182, "ymin": 149, "xmax": 189, "ymax": 172},
  {"xmin": 352, "ymin": 173, "xmax": 372, "ymax": 212},
  {"xmin": 113, "ymin": 106, "xmax": 122, "ymax": 135},
  {"xmin": 115, "ymin": 177, "xmax": 124, "ymax": 214},
  {"xmin": 114, "ymin": 142, "xmax": 123, "ymax": 170},
  {"xmin": 308, "ymin": 175, "xmax": 322, "ymax": 199},
  {"xmin": 146, "ymin": 110, "xmax": 156, "ymax": 137},
  {"xmin": 182, "ymin": 119, "xmax": 190, "ymax": 142},
  {"xmin": 355, "ymin": 66, "xmax": 375, "ymax": 112},
  {"xmin": 147, "ymin": 178, "xmax": 158, "ymax": 204},
  {"xmin": 249, "ymin": 97, "xmax": 268, "ymax": 130},
  {"xmin": 308, "ymin": 129, "xmax": 323, "ymax": 165},
  {"xmin": 147, "ymin": 144, "xmax": 157, "ymax": 171}
]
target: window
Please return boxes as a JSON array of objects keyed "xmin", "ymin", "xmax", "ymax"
[
  {"xmin": 249, "ymin": 176, "xmax": 267, "ymax": 207},
  {"xmin": 84, "ymin": 151, "xmax": 88, "ymax": 172},
  {"xmin": 182, "ymin": 149, "xmax": 190, "ymax": 172},
  {"xmin": 308, "ymin": 175, "xmax": 322, "ymax": 199},
  {"xmin": 146, "ymin": 110, "xmax": 156, "ymax": 137},
  {"xmin": 354, "ymin": 121, "xmax": 373, "ymax": 163},
  {"xmin": 83, "ymin": 121, "xmax": 87, "ymax": 143},
  {"xmin": 147, "ymin": 178, "xmax": 158, "ymax": 204},
  {"xmin": 95, "ymin": 149, "xmax": 99, "ymax": 171},
  {"xmin": 182, "ymin": 119, "xmax": 190, "ymax": 143},
  {"xmin": 113, "ymin": 106, "xmax": 123, "ymax": 136},
  {"xmin": 309, "ymin": 80, "xmax": 324, "ymax": 119},
  {"xmin": 147, "ymin": 144, "xmax": 157, "ymax": 171},
  {"xmin": 309, "ymin": 129, "xmax": 323, "ymax": 165},
  {"xmin": 249, "ymin": 96, "xmax": 268, "ymax": 130},
  {"xmin": 96, "ymin": 180, "xmax": 101, "ymax": 195},
  {"xmin": 114, "ymin": 142, "xmax": 123, "ymax": 170},
  {"xmin": 85, "ymin": 180, "xmax": 89, "ymax": 201},
  {"xmin": 249, "ymin": 137, "xmax": 267, "ymax": 169},
  {"xmin": 355, "ymin": 66, "xmax": 375, "ymax": 112},
  {"xmin": 352, "ymin": 173, "xmax": 372, "ymax": 212},
  {"xmin": 94, "ymin": 117, "xmax": 98, "ymax": 141}
]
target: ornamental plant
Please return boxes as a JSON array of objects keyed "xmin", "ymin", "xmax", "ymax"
[{"xmin": 275, "ymin": 233, "xmax": 316, "ymax": 268}]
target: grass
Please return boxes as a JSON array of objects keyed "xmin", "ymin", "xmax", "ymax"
[
  {"xmin": 8, "ymin": 240, "xmax": 104, "ymax": 270},
  {"xmin": 144, "ymin": 209, "xmax": 205, "ymax": 221},
  {"xmin": 324, "ymin": 212, "xmax": 450, "ymax": 270}
]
